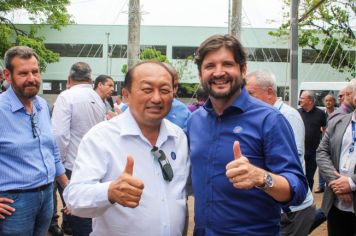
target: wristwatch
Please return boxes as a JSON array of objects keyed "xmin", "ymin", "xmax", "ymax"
[{"xmin": 256, "ymin": 171, "xmax": 274, "ymax": 190}]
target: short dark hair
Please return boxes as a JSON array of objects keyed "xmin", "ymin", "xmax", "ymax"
[
  {"xmin": 124, "ymin": 60, "xmax": 174, "ymax": 91},
  {"xmin": 69, "ymin": 62, "xmax": 92, "ymax": 81},
  {"xmin": 94, "ymin": 74, "xmax": 114, "ymax": 90},
  {"xmin": 4, "ymin": 46, "xmax": 40, "ymax": 73},
  {"xmin": 194, "ymin": 34, "xmax": 247, "ymax": 73}
]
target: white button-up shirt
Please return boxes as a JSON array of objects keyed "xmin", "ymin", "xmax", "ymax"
[
  {"xmin": 52, "ymin": 84, "xmax": 106, "ymax": 170},
  {"xmin": 64, "ymin": 109, "xmax": 190, "ymax": 236}
]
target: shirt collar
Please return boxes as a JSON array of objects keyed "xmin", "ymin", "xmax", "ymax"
[
  {"xmin": 273, "ymin": 97, "xmax": 283, "ymax": 110},
  {"xmin": 5, "ymin": 86, "xmax": 42, "ymax": 113},
  {"xmin": 203, "ymin": 87, "xmax": 248, "ymax": 115},
  {"xmin": 119, "ymin": 108, "xmax": 178, "ymax": 146}
]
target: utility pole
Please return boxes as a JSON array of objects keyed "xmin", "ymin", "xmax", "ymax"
[
  {"xmin": 127, "ymin": 0, "xmax": 140, "ymax": 69},
  {"xmin": 290, "ymin": 0, "xmax": 299, "ymax": 108},
  {"xmin": 229, "ymin": 0, "xmax": 242, "ymax": 39}
]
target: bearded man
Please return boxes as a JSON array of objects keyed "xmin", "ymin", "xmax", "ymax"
[{"xmin": 0, "ymin": 46, "xmax": 68, "ymax": 236}]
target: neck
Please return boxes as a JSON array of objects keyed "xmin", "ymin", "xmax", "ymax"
[
  {"xmin": 303, "ymin": 105, "xmax": 314, "ymax": 112},
  {"xmin": 139, "ymin": 123, "xmax": 161, "ymax": 146},
  {"xmin": 210, "ymin": 89, "xmax": 241, "ymax": 116},
  {"xmin": 326, "ymin": 107, "xmax": 334, "ymax": 114},
  {"xmin": 20, "ymin": 97, "xmax": 33, "ymax": 113}
]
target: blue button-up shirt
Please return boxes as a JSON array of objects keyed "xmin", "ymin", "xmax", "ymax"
[
  {"xmin": 166, "ymin": 98, "xmax": 191, "ymax": 129},
  {"xmin": 186, "ymin": 88, "xmax": 308, "ymax": 236},
  {"xmin": 0, "ymin": 87, "xmax": 65, "ymax": 191}
]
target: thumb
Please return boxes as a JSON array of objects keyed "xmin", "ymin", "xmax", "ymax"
[
  {"xmin": 334, "ymin": 171, "xmax": 341, "ymax": 178},
  {"xmin": 233, "ymin": 141, "xmax": 242, "ymax": 160},
  {"xmin": 124, "ymin": 155, "xmax": 134, "ymax": 175}
]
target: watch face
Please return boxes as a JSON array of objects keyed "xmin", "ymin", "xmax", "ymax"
[{"xmin": 266, "ymin": 173, "xmax": 274, "ymax": 188}]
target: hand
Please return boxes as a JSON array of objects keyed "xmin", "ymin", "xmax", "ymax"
[
  {"xmin": 62, "ymin": 206, "xmax": 71, "ymax": 215},
  {"xmin": 226, "ymin": 141, "xmax": 264, "ymax": 189},
  {"xmin": 106, "ymin": 110, "xmax": 119, "ymax": 120},
  {"xmin": 0, "ymin": 197, "xmax": 15, "ymax": 220},
  {"xmin": 108, "ymin": 156, "xmax": 144, "ymax": 208},
  {"xmin": 336, "ymin": 192, "xmax": 352, "ymax": 204},
  {"xmin": 329, "ymin": 171, "xmax": 351, "ymax": 194}
]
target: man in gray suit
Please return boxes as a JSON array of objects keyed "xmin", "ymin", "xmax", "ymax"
[{"xmin": 316, "ymin": 79, "xmax": 356, "ymax": 236}]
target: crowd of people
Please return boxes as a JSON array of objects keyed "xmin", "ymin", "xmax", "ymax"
[{"xmin": 0, "ymin": 34, "xmax": 355, "ymax": 236}]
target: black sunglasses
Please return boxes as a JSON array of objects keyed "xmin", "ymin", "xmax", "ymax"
[
  {"xmin": 151, "ymin": 146, "xmax": 174, "ymax": 182},
  {"xmin": 30, "ymin": 113, "xmax": 41, "ymax": 138}
]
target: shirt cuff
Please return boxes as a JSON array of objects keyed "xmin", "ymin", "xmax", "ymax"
[
  {"xmin": 55, "ymin": 161, "xmax": 66, "ymax": 177},
  {"xmin": 348, "ymin": 177, "xmax": 356, "ymax": 191}
]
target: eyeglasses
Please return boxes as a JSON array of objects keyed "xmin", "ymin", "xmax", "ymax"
[
  {"xmin": 30, "ymin": 113, "xmax": 41, "ymax": 138},
  {"xmin": 151, "ymin": 146, "xmax": 174, "ymax": 182},
  {"xmin": 338, "ymin": 94, "xmax": 345, "ymax": 98}
]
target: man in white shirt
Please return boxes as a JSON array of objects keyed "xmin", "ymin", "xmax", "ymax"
[
  {"xmin": 246, "ymin": 69, "xmax": 315, "ymax": 236},
  {"xmin": 52, "ymin": 62, "xmax": 106, "ymax": 236},
  {"xmin": 64, "ymin": 61, "xmax": 190, "ymax": 236}
]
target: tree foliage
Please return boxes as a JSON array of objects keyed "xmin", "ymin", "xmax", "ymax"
[
  {"xmin": 270, "ymin": 0, "xmax": 356, "ymax": 77},
  {"xmin": 0, "ymin": 0, "xmax": 72, "ymax": 71}
]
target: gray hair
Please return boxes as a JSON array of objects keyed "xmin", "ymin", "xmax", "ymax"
[
  {"xmin": 4, "ymin": 46, "xmax": 40, "ymax": 73},
  {"xmin": 69, "ymin": 62, "xmax": 92, "ymax": 81},
  {"xmin": 246, "ymin": 69, "xmax": 277, "ymax": 94},
  {"xmin": 302, "ymin": 90, "xmax": 316, "ymax": 103},
  {"xmin": 348, "ymin": 79, "xmax": 356, "ymax": 94}
]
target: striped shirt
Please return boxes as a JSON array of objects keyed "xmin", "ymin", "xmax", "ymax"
[{"xmin": 0, "ymin": 86, "xmax": 65, "ymax": 191}]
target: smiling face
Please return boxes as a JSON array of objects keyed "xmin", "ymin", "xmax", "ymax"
[
  {"xmin": 4, "ymin": 55, "xmax": 41, "ymax": 101},
  {"xmin": 123, "ymin": 62, "xmax": 174, "ymax": 129},
  {"xmin": 199, "ymin": 47, "xmax": 246, "ymax": 101}
]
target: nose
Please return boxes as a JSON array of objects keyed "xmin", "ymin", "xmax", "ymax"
[
  {"xmin": 151, "ymin": 89, "xmax": 162, "ymax": 103},
  {"xmin": 212, "ymin": 65, "xmax": 226, "ymax": 78}
]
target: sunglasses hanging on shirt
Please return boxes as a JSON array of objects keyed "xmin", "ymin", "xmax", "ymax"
[{"xmin": 151, "ymin": 146, "xmax": 174, "ymax": 182}]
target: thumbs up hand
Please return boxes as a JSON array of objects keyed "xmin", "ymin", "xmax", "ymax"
[
  {"xmin": 108, "ymin": 156, "xmax": 144, "ymax": 208},
  {"xmin": 226, "ymin": 141, "xmax": 264, "ymax": 189}
]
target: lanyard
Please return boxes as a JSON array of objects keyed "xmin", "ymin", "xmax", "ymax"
[{"xmin": 350, "ymin": 121, "xmax": 356, "ymax": 153}]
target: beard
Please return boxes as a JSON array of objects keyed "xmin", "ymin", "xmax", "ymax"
[
  {"xmin": 202, "ymin": 74, "xmax": 244, "ymax": 99},
  {"xmin": 11, "ymin": 77, "xmax": 40, "ymax": 99}
]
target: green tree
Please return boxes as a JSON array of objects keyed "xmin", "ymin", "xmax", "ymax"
[
  {"xmin": 0, "ymin": 0, "xmax": 72, "ymax": 71},
  {"xmin": 270, "ymin": 0, "xmax": 356, "ymax": 78},
  {"xmin": 121, "ymin": 47, "xmax": 168, "ymax": 74}
]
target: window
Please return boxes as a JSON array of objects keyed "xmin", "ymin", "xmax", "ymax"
[
  {"xmin": 247, "ymin": 48, "xmax": 289, "ymax": 62},
  {"xmin": 302, "ymin": 49, "xmax": 356, "ymax": 64},
  {"xmin": 140, "ymin": 45, "xmax": 167, "ymax": 55},
  {"xmin": 45, "ymin": 44, "xmax": 103, "ymax": 57},
  {"xmin": 172, "ymin": 46, "xmax": 197, "ymax": 59},
  {"xmin": 109, "ymin": 44, "xmax": 128, "ymax": 58}
]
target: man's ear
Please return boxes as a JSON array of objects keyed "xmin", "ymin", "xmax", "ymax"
[
  {"xmin": 241, "ymin": 64, "xmax": 247, "ymax": 78},
  {"xmin": 122, "ymin": 88, "xmax": 129, "ymax": 101},
  {"xmin": 3, "ymin": 69, "xmax": 12, "ymax": 84}
]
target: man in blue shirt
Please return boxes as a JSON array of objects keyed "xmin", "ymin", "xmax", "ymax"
[
  {"xmin": 0, "ymin": 46, "xmax": 68, "ymax": 236},
  {"xmin": 164, "ymin": 63, "xmax": 191, "ymax": 129},
  {"xmin": 186, "ymin": 35, "xmax": 308, "ymax": 235}
]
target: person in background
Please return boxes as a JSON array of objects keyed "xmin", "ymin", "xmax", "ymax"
[
  {"xmin": 52, "ymin": 62, "xmax": 106, "ymax": 236},
  {"xmin": 186, "ymin": 34, "xmax": 307, "ymax": 235},
  {"xmin": 329, "ymin": 84, "xmax": 355, "ymax": 121},
  {"xmin": 0, "ymin": 45, "xmax": 68, "ymax": 236},
  {"xmin": 298, "ymin": 90, "xmax": 327, "ymax": 191},
  {"xmin": 164, "ymin": 63, "xmax": 191, "ymax": 128},
  {"xmin": 93, "ymin": 74, "xmax": 115, "ymax": 112},
  {"xmin": 338, "ymin": 87, "xmax": 346, "ymax": 106},
  {"xmin": 187, "ymin": 87, "xmax": 208, "ymax": 112},
  {"xmin": 246, "ymin": 69, "xmax": 315, "ymax": 236},
  {"xmin": 315, "ymin": 94, "xmax": 336, "ymax": 194},
  {"xmin": 316, "ymin": 79, "xmax": 356, "ymax": 236},
  {"xmin": 64, "ymin": 61, "xmax": 190, "ymax": 236}
]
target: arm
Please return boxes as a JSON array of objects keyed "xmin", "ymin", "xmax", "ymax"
[
  {"xmin": 226, "ymin": 142, "xmax": 292, "ymax": 202},
  {"xmin": 316, "ymin": 126, "xmax": 338, "ymax": 184},
  {"xmin": 51, "ymin": 95, "xmax": 71, "ymax": 162}
]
